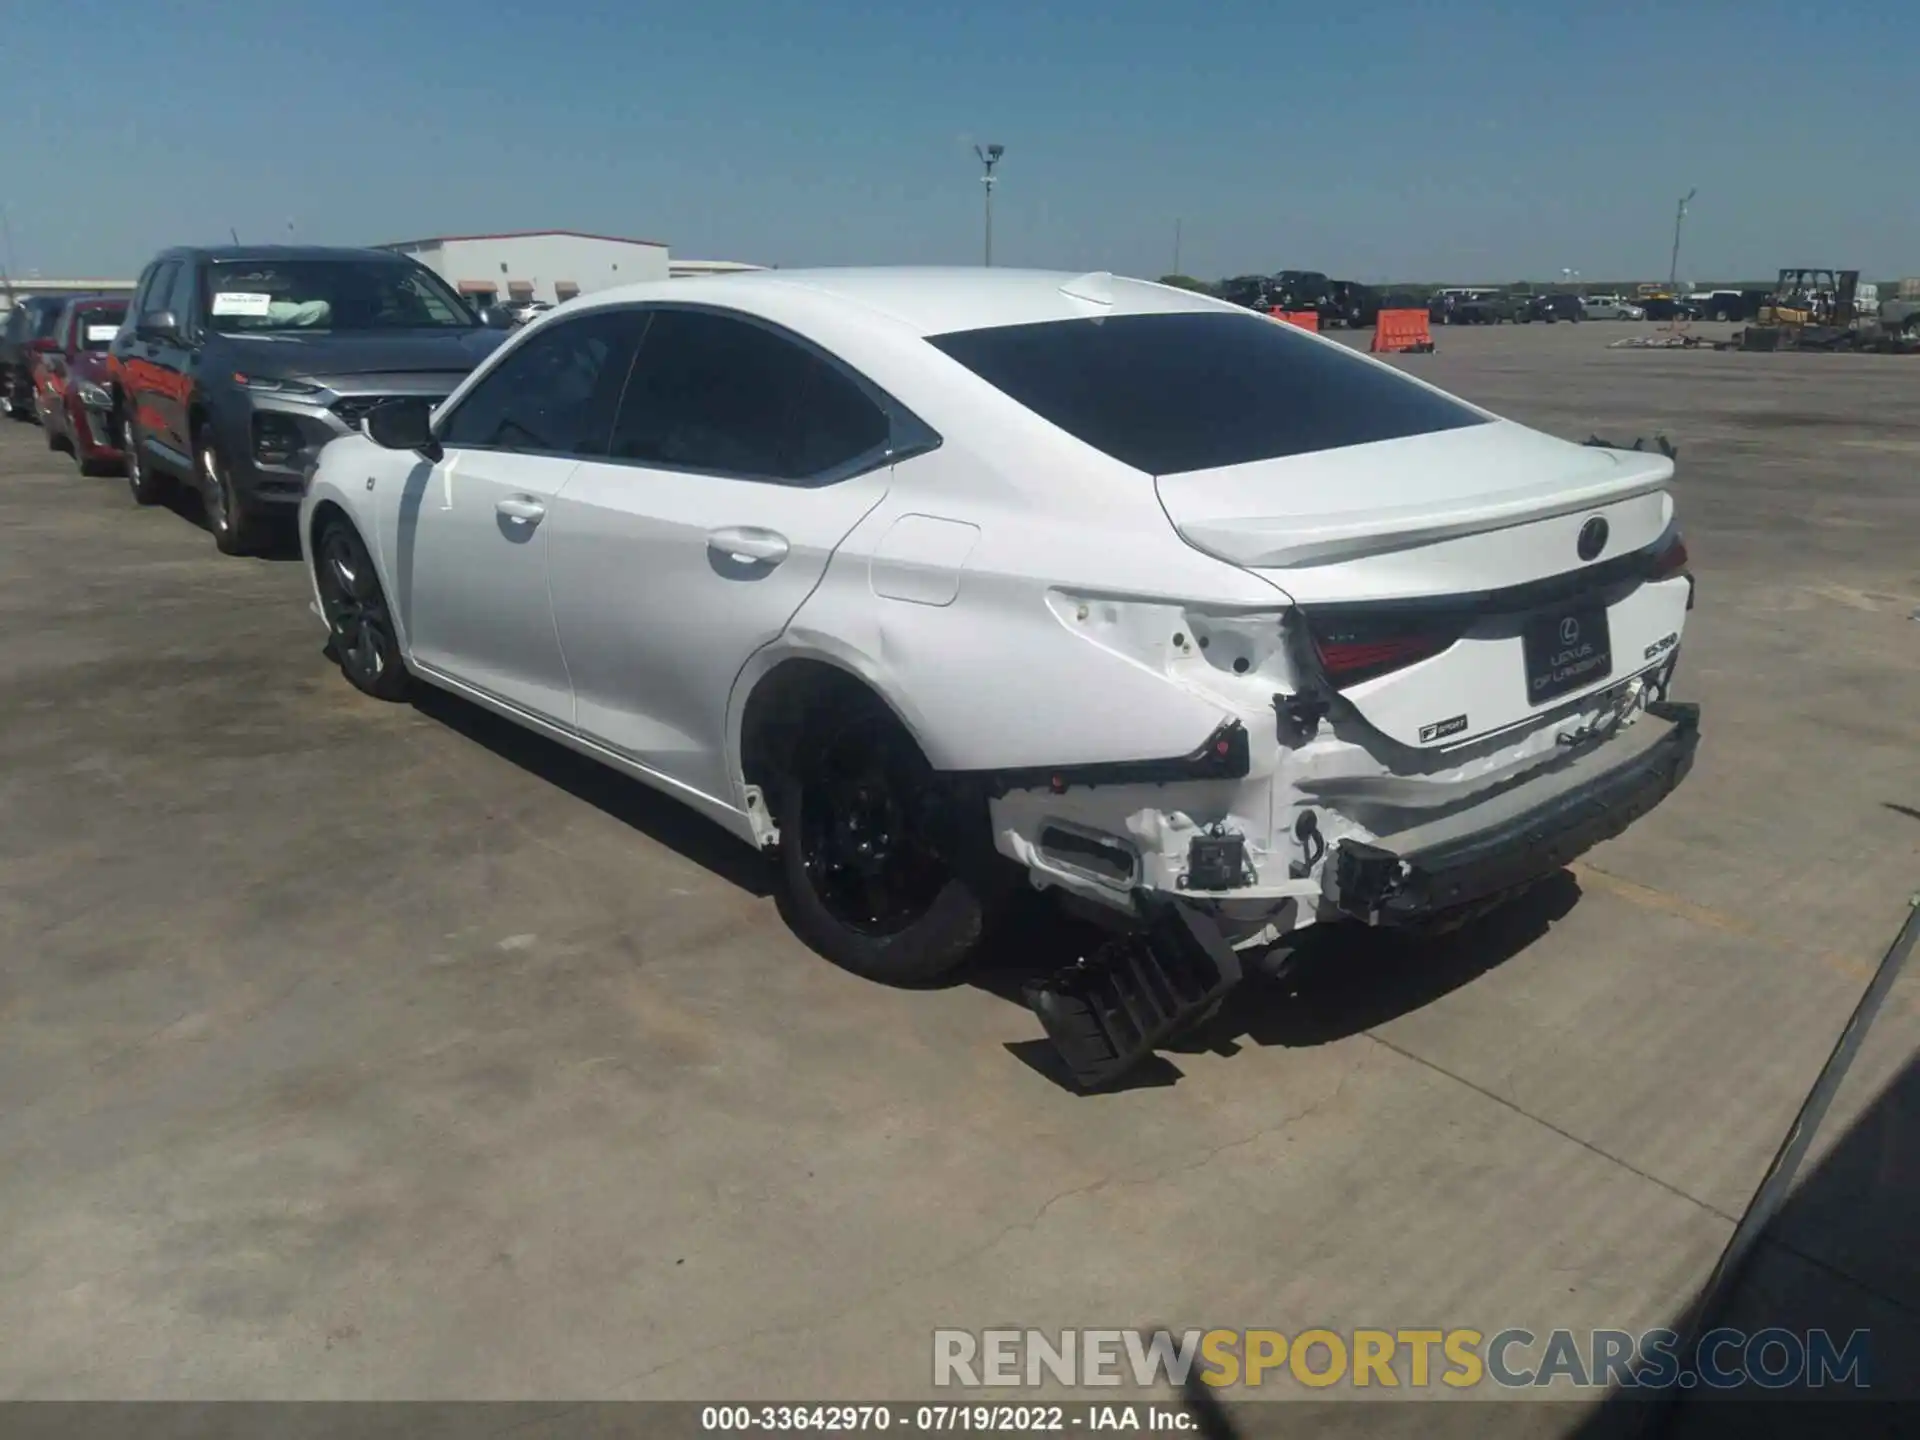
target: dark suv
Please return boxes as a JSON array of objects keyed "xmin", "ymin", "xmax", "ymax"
[
  {"xmin": 1324, "ymin": 280, "xmax": 1379, "ymax": 328},
  {"xmin": 1519, "ymin": 293, "xmax": 1585, "ymax": 323},
  {"xmin": 110, "ymin": 246, "xmax": 509, "ymax": 554},
  {"xmin": 1269, "ymin": 269, "xmax": 1333, "ymax": 317}
]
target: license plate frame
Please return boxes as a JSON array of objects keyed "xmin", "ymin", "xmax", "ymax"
[{"xmin": 1523, "ymin": 602, "xmax": 1613, "ymax": 704}]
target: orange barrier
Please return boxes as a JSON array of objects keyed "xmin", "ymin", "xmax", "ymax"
[
  {"xmin": 1371, "ymin": 308, "xmax": 1434, "ymax": 354},
  {"xmin": 1268, "ymin": 308, "xmax": 1319, "ymax": 332}
]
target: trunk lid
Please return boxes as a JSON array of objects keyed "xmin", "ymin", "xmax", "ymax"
[{"xmin": 1155, "ymin": 422, "xmax": 1686, "ymax": 748}]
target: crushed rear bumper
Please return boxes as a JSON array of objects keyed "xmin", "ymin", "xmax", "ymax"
[{"xmin": 1323, "ymin": 701, "xmax": 1700, "ymax": 924}]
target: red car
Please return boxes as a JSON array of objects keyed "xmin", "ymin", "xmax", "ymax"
[{"xmin": 34, "ymin": 296, "xmax": 129, "ymax": 473}]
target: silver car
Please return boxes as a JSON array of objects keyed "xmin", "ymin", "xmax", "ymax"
[{"xmin": 1581, "ymin": 294, "xmax": 1645, "ymax": 320}]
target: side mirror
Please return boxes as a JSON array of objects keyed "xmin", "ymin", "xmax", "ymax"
[
  {"xmin": 143, "ymin": 310, "xmax": 180, "ymax": 340},
  {"xmin": 364, "ymin": 396, "xmax": 442, "ymax": 460},
  {"xmin": 480, "ymin": 305, "xmax": 515, "ymax": 330}
]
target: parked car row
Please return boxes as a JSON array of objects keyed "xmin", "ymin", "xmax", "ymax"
[
  {"xmin": 8, "ymin": 258, "xmax": 1701, "ymax": 1083},
  {"xmin": 1429, "ymin": 290, "xmax": 1652, "ymax": 325},
  {"xmin": 1, "ymin": 294, "xmax": 92, "ymax": 419}
]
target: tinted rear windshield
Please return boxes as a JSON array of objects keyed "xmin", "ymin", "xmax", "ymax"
[{"xmin": 927, "ymin": 311, "xmax": 1487, "ymax": 475}]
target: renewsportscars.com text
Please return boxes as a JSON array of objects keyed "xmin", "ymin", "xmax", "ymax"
[{"xmin": 932, "ymin": 1327, "xmax": 1871, "ymax": 1392}]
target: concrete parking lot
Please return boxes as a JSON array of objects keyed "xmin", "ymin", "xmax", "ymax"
[{"xmin": 1, "ymin": 322, "xmax": 1915, "ymax": 1421}]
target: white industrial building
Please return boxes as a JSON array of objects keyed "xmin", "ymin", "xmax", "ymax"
[{"xmin": 380, "ymin": 229, "xmax": 672, "ymax": 308}]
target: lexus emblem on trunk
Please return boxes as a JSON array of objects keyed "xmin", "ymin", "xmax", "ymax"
[
  {"xmin": 1577, "ymin": 516, "xmax": 1609, "ymax": 561},
  {"xmin": 1560, "ymin": 617, "xmax": 1581, "ymax": 644}
]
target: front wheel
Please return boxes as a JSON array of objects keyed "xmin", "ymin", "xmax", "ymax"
[
  {"xmin": 776, "ymin": 708, "xmax": 995, "ymax": 985},
  {"xmin": 198, "ymin": 429, "xmax": 264, "ymax": 556},
  {"xmin": 122, "ymin": 411, "xmax": 170, "ymax": 505},
  {"xmin": 315, "ymin": 517, "xmax": 410, "ymax": 700}
]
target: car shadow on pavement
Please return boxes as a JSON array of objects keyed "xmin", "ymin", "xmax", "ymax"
[
  {"xmin": 974, "ymin": 871, "xmax": 1582, "ymax": 1094},
  {"xmin": 155, "ymin": 485, "xmax": 304, "ymax": 560},
  {"xmin": 406, "ymin": 683, "xmax": 776, "ymax": 899},
  {"xmin": 1178, "ymin": 870, "xmax": 1581, "ymax": 1053}
]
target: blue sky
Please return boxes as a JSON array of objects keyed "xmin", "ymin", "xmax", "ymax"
[{"xmin": 7, "ymin": 0, "xmax": 1917, "ymax": 283}]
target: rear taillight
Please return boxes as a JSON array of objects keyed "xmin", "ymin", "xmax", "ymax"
[
  {"xmin": 1309, "ymin": 617, "xmax": 1463, "ymax": 688},
  {"xmin": 1648, "ymin": 533, "xmax": 1690, "ymax": 582}
]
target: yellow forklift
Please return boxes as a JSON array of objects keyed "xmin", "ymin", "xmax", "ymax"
[{"xmin": 1741, "ymin": 268, "xmax": 1860, "ymax": 350}]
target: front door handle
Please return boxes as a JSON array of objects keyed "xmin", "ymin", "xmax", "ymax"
[
  {"xmin": 495, "ymin": 495, "xmax": 546, "ymax": 524},
  {"xmin": 707, "ymin": 527, "xmax": 790, "ymax": 568}
]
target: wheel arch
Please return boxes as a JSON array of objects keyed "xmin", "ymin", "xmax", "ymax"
[
  {"xmin": 187, "ymin": 391, "xmax": 214, "ymax": 444},
  {"xmin": 307, "ymin": 496, "xmax": 357, "ymax": 556},
  {"xmin": 731, "ymin": 647, "xmax": 937, "ymax": 820}
]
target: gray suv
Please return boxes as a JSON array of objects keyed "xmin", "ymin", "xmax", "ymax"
[{"xmin": 111, "ymin": 246, "xmax": 509, "ymax": 554}]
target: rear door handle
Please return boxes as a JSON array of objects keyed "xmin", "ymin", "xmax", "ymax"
[
  {"xmin": 707, "ymin": 527, "xmax": 789, "ymax": 567},
  {"xmin": 495, "ymin": 495, "xmax": 546, "ymax": 524}
]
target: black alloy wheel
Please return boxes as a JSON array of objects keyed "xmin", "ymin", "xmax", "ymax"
[
  {"xmin": 315, "ymin": 518, "xmax": 410, "ymax": 700},
  {"xmin": 777, "ymin": 709, "xmax": 993, "ymax": 985},
  {"xmin": 799, "ymin": 723, "xmax": 950, "ymax": 937}
]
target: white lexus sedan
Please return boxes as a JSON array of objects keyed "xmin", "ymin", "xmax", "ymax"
[{"xmin": 300, "ymin": 268, "xmax": 1698, "ymax": 1085}]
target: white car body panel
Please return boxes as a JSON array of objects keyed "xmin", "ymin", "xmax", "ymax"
[
  {"xmin": 301, "ymin": 267, "xmax": 1696, "ymax": 946},
  {"xmin": 548, "ymin": 457, "xmax": 890, "ymax": 802},
  {"xmin": 390, "ymin": 447, "xmax": 577, "ymax": 723}
]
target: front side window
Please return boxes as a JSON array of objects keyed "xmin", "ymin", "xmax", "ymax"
[
  {"xmin": 204, "ymin": 259, "xmax": 477, "ymax": 334},
  {"xmin": 928, "ymin": 310, "xmax": 1487, "ymax": 476},
  {"xmin": 139, "ymin": 262, "xmax": 179, "ymax": 326},
  {"xmin": 607, "ymin": 309, "xmax": 891, "ymax": 482},
  {"xmin": 438, "ymin": 309, "xmax": 644, "ymax": 457},
  {"xmin": 29, "ymin": 303, "xmax": 66, "ymax": 340},
  {"xmin": 163, "ymin": 264, "xmax": 197, "ymax": 330}
]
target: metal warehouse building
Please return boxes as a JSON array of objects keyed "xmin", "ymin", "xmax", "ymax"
[{"xmin": 380, "ymin": 229, "xmax": 672, "ymax": 308}]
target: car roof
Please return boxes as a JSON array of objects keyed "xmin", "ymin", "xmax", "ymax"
[
  {"xmin": 567, "ymin": 267, "xmax": 1226, "ymax": 337},
  {"xmin": 160, "ymin": 244, "xmax": 413, "ymax": 265}
]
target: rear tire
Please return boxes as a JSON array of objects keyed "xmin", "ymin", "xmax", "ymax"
[
  {"xmin": 314, "ymin": 517, "xmax": 411, "ymax": 701},
  {"xmin": 775, "ymin": 702, "xmax": 997, "ymax": 986}
]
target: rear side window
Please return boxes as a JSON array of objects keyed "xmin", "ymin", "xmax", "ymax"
[
  {"xmin": 608, "ymin": 309, "xmax": 892, "ymax": 483},
  {"xmin": 927, "ymin": 311, "xmax": 1486, "ymax": 475}
]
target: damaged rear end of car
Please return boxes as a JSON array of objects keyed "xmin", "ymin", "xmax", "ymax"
[{"xmin": 929, "ymin": 306, "xmax": 1701, "ymax": 1087}]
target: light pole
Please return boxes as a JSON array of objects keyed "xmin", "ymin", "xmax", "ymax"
[
  {"xmin": 1668, "ymin": 187, "xmax": 1696, "ymax": 291},
  {"xmin": 1560, "ymin": 267, "xmax": 1581, "ymax": 294},
  {"xmin": 975, "ymin": 143, "xmax": 1003, "ymax": 266}
]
